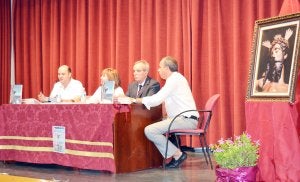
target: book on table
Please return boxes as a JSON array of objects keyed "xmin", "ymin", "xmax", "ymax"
[
  {"xmin": 101, "ymin": 81, "xmax": 115, "ymax": 104},
  {"xmin": 10, "ymin": 84, "xmax": 23, "ymax": 104}
]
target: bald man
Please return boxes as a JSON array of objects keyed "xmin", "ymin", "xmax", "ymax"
[{"xmin": 38, "ymin": 65, "xmax": 84, "ymax": 102}]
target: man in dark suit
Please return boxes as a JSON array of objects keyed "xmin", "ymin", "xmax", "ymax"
[{"xmin": 126, "ymin": 60, "xmax": 160, "ymax": 98}]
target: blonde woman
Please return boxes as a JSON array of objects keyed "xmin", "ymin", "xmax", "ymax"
[{"xmin": 87, "ymin": 68, "xmax": 124, "ymax": 103}]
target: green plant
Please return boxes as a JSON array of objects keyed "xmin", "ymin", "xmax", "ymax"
[{"xmin": 210, "ymin": 132, "xmax": 260, "ymax": 169}]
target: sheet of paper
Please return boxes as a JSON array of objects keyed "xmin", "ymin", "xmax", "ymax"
[{"xmin": 52, "ymin": 126, "xmax": 66, "ymax": 153}]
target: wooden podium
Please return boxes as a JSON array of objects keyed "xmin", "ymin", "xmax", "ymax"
[{"xmin": 114, "ymin": 104, "xmax": 163, "ymax": 173}]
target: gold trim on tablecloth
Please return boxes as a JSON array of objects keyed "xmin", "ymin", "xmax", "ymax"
[
  {"xmin": 0, "ymin": 136, "xmax": 114, "ymax": 159},
  {"xmin": 0, "ymin": 145, "xmax": 114, "ymax": 159},
  {"xmin": 0, "ymin": 136, "xmax": 113, "ymax": 146}
]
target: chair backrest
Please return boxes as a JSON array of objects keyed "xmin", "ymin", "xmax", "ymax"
[{"xmin": 198, "ymin": 94, "xmax": 220, "ymax": 131}]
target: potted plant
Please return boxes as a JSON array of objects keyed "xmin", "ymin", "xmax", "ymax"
[{"xmin": 210, "ymin": 132, "xmax": 260, "ymax": 181}]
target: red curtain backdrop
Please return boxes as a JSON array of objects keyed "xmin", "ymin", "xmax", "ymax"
[
  {"xmin": 1, "ymin": 0, "xmax": 290, "ymax": 145},
  {"xmin": 0, "ymin": 0, "xmax": 11, "ymax": 105}
]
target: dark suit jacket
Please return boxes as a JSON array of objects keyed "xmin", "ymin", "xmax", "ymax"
[{"xmin": 126, "ymin": 76, "xmax": 160, "ymax": 98}]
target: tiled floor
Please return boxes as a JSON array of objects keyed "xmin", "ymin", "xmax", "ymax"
[{"xmin": 0, "ymin": 152, "xmax": 216, "ymax": 182}]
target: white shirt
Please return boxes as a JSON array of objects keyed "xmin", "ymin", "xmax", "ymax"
[
  {"xmin": 49, "ymin": 78, "xmax": 84, "ymax": 101},
  {"xmin": 87, "ymin": 86, "xmax": 124, "ymax": 104},
  {"xmin": 142, "ymin": 72, "xmax": 199, "ymax": 118}
]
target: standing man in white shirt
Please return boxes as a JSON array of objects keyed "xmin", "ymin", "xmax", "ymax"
[
  {"xmin": 38, "ymin": 65, "xmax": 85, "ymax": 102},
  {"xmin": 131, "ymin": 56, "xmax": 199, "ymax": 168}
]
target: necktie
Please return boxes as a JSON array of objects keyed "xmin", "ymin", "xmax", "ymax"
[{"xmin": 136, "ymin": 84, "xmax": 143, "ymax": 97}]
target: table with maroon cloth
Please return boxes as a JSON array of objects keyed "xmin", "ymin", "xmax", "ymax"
[
  {"xmin": 0, "ymin": 104, "xmax": 163, "ymax": 173},
  {"xmin": 0, "ymin": 104, "xmax": 117, "ymax": 172}
]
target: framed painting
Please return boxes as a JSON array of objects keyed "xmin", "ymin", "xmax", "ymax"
[{"xmin": 247, "ymin": 13, "xmax": 300, "ymax": 103}]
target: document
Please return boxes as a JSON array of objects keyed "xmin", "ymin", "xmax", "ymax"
[
  {"xmin": 52, "ymin": 126, "xmax": 66, "ymax": 153},
  {"xmin": 22, "ymin": 98, "xmax": 41, "ymax": 104},
  {"xmin": 117, "ymin": 97, "xmax": 131, "ymax": 104}
]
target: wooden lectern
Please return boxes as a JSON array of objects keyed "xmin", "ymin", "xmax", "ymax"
[{"xmin": 114, "ymin": 104, "xmax": 163, "ymax": 173}]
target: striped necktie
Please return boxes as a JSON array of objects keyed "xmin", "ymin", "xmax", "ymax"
[{"xmin": 136, "ymin": 84, "xmax": 143, "ymax": 97}]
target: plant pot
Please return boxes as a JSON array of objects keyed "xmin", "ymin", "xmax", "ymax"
[{"xmin": 215, "ymin": 165, "xmax": 258, "ymax": 182}]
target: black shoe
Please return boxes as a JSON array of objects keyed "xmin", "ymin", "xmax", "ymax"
[
  {"xmin": 181, "ymin": 146, "xmax": 195, "ymax": 152},
  {"xmin": 165, "ymin": 158, "xmax": 176, "ymax": 168},
  {"xmin": 166, "ymin": 152, "xmax": 187, "ymax": 169}
]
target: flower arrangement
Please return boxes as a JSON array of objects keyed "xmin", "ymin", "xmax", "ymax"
[{"xmin": 210, "ymin": 132, "xmax": 260, "ymax": 169}]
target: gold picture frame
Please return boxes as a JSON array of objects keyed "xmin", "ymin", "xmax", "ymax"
[{"xmin": 247, "ymin": 13, "xmax": 300, "ymax": 103}]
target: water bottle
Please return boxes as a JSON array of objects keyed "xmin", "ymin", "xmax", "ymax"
[
  {"xmin": 56, "ymin": 93, "xmax": 61, "ymax": 103},
  {"xmin": 81, "ymin": 89, "xmax": 86, "ymax": 103}
]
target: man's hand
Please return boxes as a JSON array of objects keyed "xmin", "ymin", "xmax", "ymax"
[{"xmin": 38, "ymin": 92, "xmax": 47, "ymax": 102}]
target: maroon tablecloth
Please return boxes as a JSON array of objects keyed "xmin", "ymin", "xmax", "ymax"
[
  {"xmin": 245, "ymin": 102, "xmax": 300, "ymax": 181},
  {"xmin": 0, "ymin": 104, "xmax": 126, "ymax": 173}
]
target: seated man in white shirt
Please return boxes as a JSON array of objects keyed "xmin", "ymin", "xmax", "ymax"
[
  {"xmin": 130, "ymin": 56, "xmax": 199, "ymax": 169},
  {"xmin": 38, "ymin": 65, "xmax": 85, "ymax": 102}
]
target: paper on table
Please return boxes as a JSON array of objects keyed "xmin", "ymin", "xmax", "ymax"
[
  {"xmin": 117, "ymin": 97, "xmax": 131, "ymax": 104},
  {"xmin": 22, "ymin": 98, "xmax": 41, "ymax": 104}
]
